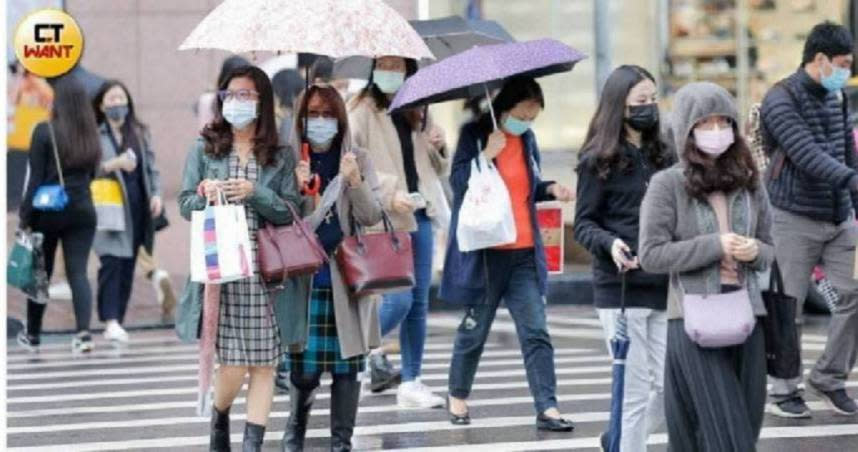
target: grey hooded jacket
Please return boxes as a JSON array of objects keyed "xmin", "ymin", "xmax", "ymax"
[{"xmin": 638, "ymin": 82, "xmax": 775, "ymax": 319}]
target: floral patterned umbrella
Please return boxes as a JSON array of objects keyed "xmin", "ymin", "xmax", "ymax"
[{"xmin": 178, "ymin": 0, "xmax": 434, "ymax": 60}]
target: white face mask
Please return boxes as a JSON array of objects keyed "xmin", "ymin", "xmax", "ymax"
[
  {"xmin": 222, "ymin": 100, "xmax": 257, "ymax": 129},
  {"xmin": 372, "ymin": 69, "xmax": 405, "ymax": 94},
  {"xmin": 693, "ymin": 127, "xmax": 734, "ymax": 156}
]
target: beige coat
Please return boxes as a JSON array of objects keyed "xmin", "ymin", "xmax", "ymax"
[{"xmin": 348, "ymin": 96, "xmax": 449, "ymax": 232}]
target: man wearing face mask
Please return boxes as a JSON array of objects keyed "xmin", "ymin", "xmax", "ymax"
[{"xmin": 761, "ymin": 21, "xmax": 858, "ymax": 418}]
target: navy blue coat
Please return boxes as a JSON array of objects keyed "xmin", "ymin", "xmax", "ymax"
[{"xmin": 439, "ymin": 120, "xmax": 556, "ymax": 306}]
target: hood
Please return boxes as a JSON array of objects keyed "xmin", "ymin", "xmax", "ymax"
[
  {"xmin": 670, "ymin": 82, "xmax": 738, "ymax": 158},
  {"xmin": 287, "ymin": 88, "xmax": 355, "ymax": 162}
]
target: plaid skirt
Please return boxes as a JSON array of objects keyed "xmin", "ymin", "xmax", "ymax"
[
  {"xmin": 288, "ymin": 287, "xmax": 365, "ymax": 376},
  {"xmin": 217, "ymin": 274, "xmax": 281, "ymax": 367}
]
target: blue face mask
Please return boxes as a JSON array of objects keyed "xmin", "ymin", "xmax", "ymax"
[
  {"xmin": 307, "ymin": 117, "xmax": 339, "ymax": 146},
  {"xmin": 821, "ymin": 60, "xmax": 851, "ymax": 92},
  {"xmin": 372, "ymin": 69, "xmax": 405, "ymax": 94},
  {"xmin": 222, "ymin": 100, "xmax": 257, "ymax": 129},
  {"xmin": 503, "ymin": 115, "xmax": 532, "ymax": 136}
]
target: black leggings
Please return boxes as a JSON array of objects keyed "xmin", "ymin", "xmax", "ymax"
[{"xmin": 27, "ymin": 204, "xmax": 97, "ymax": 336}]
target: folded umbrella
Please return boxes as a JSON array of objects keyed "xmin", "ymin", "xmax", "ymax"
[
  {"xmin": 388, "ymin": 38, "xmax": 586, "ymax": 124},
  {"xmin": 605, "ymin": 271, "xmax": 630, "ymax": 452}
]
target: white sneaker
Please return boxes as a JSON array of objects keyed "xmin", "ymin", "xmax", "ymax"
[
  {"xmin": 397, "ymin": 380, "xmax": 445, "ymax": 409},
  {"xmin": 103, "ymin": 322, "xmax": 129, "ymax": 343}
]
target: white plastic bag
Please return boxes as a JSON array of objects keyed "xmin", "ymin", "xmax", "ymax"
[
  {"xmin": 456, "ymin": 153, "xmax": 516, "ymax": 252},
  {"xmin": 190, "ymin": 194, "xmax": 254, "ymax": 284}
]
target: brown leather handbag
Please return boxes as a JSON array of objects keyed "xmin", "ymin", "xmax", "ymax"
[
  {"xmin": 257, "ymin": 201, "xmax": 327, "ymax": 283},
  {"xmin": 336, "ymin": 211, "xmax": 414, "ymax": 297}
]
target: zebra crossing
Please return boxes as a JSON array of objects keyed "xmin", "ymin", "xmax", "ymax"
[{"xmin": 6, "ymin": 306, "xmax": 858, "ymax": 451}]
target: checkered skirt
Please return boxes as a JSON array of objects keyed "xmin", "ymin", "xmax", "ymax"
[
  {"xmin": 216, "ymin": 153, "xmax": 281, "ymax": 367},
  {"xmin": 288, "ymin": 286, "xmax": 366, "ymax": 376}
]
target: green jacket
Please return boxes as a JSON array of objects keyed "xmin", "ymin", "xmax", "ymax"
[{"xmin": 175, "ymin": 138, "xmax": 299, "ymax": 343}]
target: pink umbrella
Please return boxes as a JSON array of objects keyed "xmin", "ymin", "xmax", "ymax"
[{"xmin": 178, "ymin": 0, "xmax": 433, "ymax": 60}]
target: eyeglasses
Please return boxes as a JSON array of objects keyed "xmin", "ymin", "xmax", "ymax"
[{"xmin": 217, "ymin": 89, "xmax": 259, "ymax": 102}]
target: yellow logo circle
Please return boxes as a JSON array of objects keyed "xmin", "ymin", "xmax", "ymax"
[{"xmin": 14, "ymin": 9, "xmax": 84, "ymax": 78}]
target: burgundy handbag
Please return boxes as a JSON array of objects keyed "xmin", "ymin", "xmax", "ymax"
[
  {"xmin": 257, "ymin": 201, "xmax": 327, "ymax": 283},
  {"xmin": 336, "ymin": 211, "xmax": 414, "ymax": 297}
]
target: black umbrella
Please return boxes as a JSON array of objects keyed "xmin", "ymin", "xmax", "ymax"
[{"xmin": 333, "ymin": 15, "xmax": 514, "ymax": 80}]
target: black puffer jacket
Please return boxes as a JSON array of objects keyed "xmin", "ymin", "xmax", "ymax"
[{"xmin": 761, "ymin": 69, "xmax": 858, "ymax": 223}]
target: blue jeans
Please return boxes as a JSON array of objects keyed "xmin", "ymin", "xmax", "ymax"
[
  {"xmin": 448, "ymin": 248, "xmax": 557, "ymax": 414},
  {"xmin": 379, "ymin": 211, "xmax": 434, "ymax": 382}
]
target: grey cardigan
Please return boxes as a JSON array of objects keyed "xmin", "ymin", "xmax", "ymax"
[
  {"xmin": 638, "ymin": 166, "xmax": 775, "ymax": 319},
  {"xmin": 93, "ymin": 124, "xmax": 162, "ymax": 258}
]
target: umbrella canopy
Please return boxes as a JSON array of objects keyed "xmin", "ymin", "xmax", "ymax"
[
  {"xmin": 389, "ymin": 38, "xmax": 586, "ymax": 113},
  {"xmin": 333, "ymin": 15, "xmax": 514, "ymax": 80},
  {"xmin": 605, "ymin": 272, "xmax": 630, "ymax": 452},
  {"xmin": 178, "ymin": 0, "xmax": 433, "ymax": 60}
]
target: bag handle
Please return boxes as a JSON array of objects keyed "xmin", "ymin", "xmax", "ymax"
[
  {"xmin": 768, "ymin": 261, "xmax": 785, "ymax": 295},
  {"xmin": 265, "ymin": 200, "xmax": 327, "ymax": 260},
  {"xmin": 47, "ymin": 122, "xmax": 65, "ymax": 188}
]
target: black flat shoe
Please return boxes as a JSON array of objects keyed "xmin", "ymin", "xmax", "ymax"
[
  {"xmin": 447, "ymin": 397, "xmax": 471, "ymax": 425},
  {"xmin": 536, "ymin": 414, "xmax": 574, "ymax": 432}
]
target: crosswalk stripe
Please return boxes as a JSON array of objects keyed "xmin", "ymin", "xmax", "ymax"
[
  {"xmin": 6, "ymin": 355, "xmax": 614, "ymax": 391},
  {"xmin": 427, "ymin": 316, "xmax": 607, "ymax": 340}
]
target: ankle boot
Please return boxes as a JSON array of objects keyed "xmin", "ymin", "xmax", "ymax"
[
  {"xmin": 242, "ymin": 422, "xmax": 265, "ymax": 452},
  {"xmin": 281, "ymin": 379, "xmax": 316, "ymax": 452},
  {"xmin": 330, "ymin": 377, "xmax": 361, "ymax": 452},
  {"xmin": 209, "ymin": 405, "xmax": 231, "ymax": 452}
]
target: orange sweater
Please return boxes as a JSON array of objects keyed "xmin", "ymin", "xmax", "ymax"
[{"xmin": 493, "ymin": 133, "xmax": 534, "ymax": 249}]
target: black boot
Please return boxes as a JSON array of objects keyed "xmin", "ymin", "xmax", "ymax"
[
  {"xmin": 209, "ymin": 405, "xmax": 231, "ymax": 452},
  {"xmin": 242, "ymin": 422, "xmax": 266, "ymax": 452},
  {"xmin": 330, "ymin": 376, "xmax": 361, "ymax": 452},
  {"xmin": 281, "ymin": 379, "xmax": 316, "ymax": 452}
]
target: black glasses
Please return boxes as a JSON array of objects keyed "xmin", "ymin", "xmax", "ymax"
[{"xmin": 217, "ymin": 89, "xmax": 259, "ymax": 102}]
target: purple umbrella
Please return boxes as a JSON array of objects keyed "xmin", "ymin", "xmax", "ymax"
[{"xmin": 389, "ymin": 38, "xmax": 586, "ymax": 124}]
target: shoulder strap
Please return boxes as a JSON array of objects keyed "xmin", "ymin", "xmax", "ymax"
[
  {"xmin": 47, "ymin": 122, "xmax": 65, "ymax": 188},
  {"xmin": 764, "ymin": 81, "xmax": 800, "ymax": 183}
]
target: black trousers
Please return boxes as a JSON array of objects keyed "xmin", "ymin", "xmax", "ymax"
[
  {"xmin": 27, "ymin": 202, "xmax": 97, "ymax": 336},
  {"xmin": 97, "ymin": 204, "xmax": 145, "ymax": 324}
]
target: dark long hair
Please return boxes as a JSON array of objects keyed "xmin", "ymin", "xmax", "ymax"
[
  {"xmin": 93, "ymin": 80, "xmax": 148, "ymax": 155},
  {"xmin": 49, "ymin": 76, "xmax": 101, "ymax": 170},
  {"xmin": 683, "ymin": 122, "xmax": 760, "ymax": 199},
  {"xmin": 355, "ymin": 57, "xmax": 422, "ymax": 129},
  {"xmin": 295, "ymin": 84, "xmax": 349, "ymax": 153},
  {"xmin": 578, "ymin": 65, "xmax": 670, "ymax": 180},
  {"xmin": 201, "ymin": 65, "xmax": 281, "ymax": 166},
  {"xmin": 476, "ymin": 76, "xmax": 544, "ymax": 137}
]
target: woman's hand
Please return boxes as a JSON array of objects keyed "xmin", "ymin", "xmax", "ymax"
[
  {"xmin": 426, "ymin": 124, "xmax": 446, "ymax": 151},
  {"xmin": 150, "ymin": 196, "xmax": 163, "ymax": 217},
  {"xmin": 199, "ymin": 179, "xmax": 221, "ymax": 203},
  {"xmin": 392, "ymin": 191, "xmax": 415, "ymax": 213},
  {"xmin": 339, "ymin": 151, "xmax": 362, "ymax": 188},
  {"xmin": 719, "ymin": 233, "xmax": 744, "ymax": 256},
  {"xmin": 548, "ymin": 183, "xmax": 576, "ymax": 202},
  {"xmin": 295, "ymin": 160, "xmax": 311, "ymax": 187},
  {"xmin": 731, "ymin": 236, "xmax": 759, "ymax": 262},
  {"xmin": 611, "ymin": 238, "xmax": 639, "ymax": 271},
  {"xmin": 222, "ymin": 178, "xmax": 254, "ymax": 202},
  {"xmin": 483, "ymin": 130, "xmax": 506, "ymax": 159},
  {"xmin": 104, "ymin": 154, "xmax": 136, "ymax": 173}
]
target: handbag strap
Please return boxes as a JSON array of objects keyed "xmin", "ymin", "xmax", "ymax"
[
  {"xmin": 768, "ymin": 261, "xmax": 785, "ymax": 295},
  {"xmin": 268, "ymin": 200, "xmax": 327, "ymax": 259},
  {"xmin": 47, "ymin": 122, "xmax": 65, "ymax": 188}
]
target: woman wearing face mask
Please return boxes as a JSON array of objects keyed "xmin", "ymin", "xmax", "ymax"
[
  {"xmin": 92, "ymin": 80, "xmax": 163, "ymax": 344},
  {"xmin": 441, "ymin": 76, "xmax": 576, "ymax": 431},
  {"xmin": 348, "ymin": 56, "xmax": 450, "ymax": 407},
  {"xmin": 275, "ymin": 83, "xmax": 384, "ymax": 452},
  {"xmin": 179, "ymin": 65, "xmax": 300, "ymax": 452},
  {"xmin": 638, "ymin": 82, "xmax": 773, "ymax": 450},
  {"xmin": 573, "ymin": 65, "xmax": 673, "ymax": 451}
]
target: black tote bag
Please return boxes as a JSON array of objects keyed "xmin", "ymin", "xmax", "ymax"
[{"xmin": 761, "ymin": 261, "xmax": 801, "ymax": 379}]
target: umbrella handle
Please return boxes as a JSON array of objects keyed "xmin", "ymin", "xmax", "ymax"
[
  {"xmin": 484, "ymin": 83, "xmax": 497, "ymax": 130},
  {"xmin": 620, "ymin": 270, "xmax": 627, "ymax": 314},
  {"xmin": 300, "ymin": 142, "xmax": 321, "ymax": 196}
]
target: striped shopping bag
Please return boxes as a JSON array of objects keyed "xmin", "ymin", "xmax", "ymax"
[{"xmin": 190, "ymin": 201, "xmax": 253, "ymax": 284}]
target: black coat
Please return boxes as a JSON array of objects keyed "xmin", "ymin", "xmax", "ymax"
[
  {"xmin": 573, "ymin": 142, "xmax": 670, "ymax": 310},
  {"xmin": 761, "ymin": 69, "xmax": 858, "ymax": 224}
]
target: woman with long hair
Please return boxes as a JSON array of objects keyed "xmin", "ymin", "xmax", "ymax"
[
  {"xmin": 91, "ymin": 80, "xmax": 163, "ymax": 343},
  {"xmin": 276, "ymin": 83, "xmax": 384, "ymax": 452},
  {"xmin": 179, "ymin": 65, "xmax": 300, "ymax": 451},
  {"xmin": 639, "ymin": 82, "xmax": 773, "ymax": 449},
  {"xmin": 573, "ymin": 65, "xmax": 673, "ymax": 450},
  {"xmin": 18, "ymin": 76, "xmax": 102, "ymax": 353},
  {"xmin": 441, "ymin": 76, "xmax": 575, "ymax": 431},
  {"xmin": 348, "ymin": 56, "xmax": 450, "ymax": 406}
]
